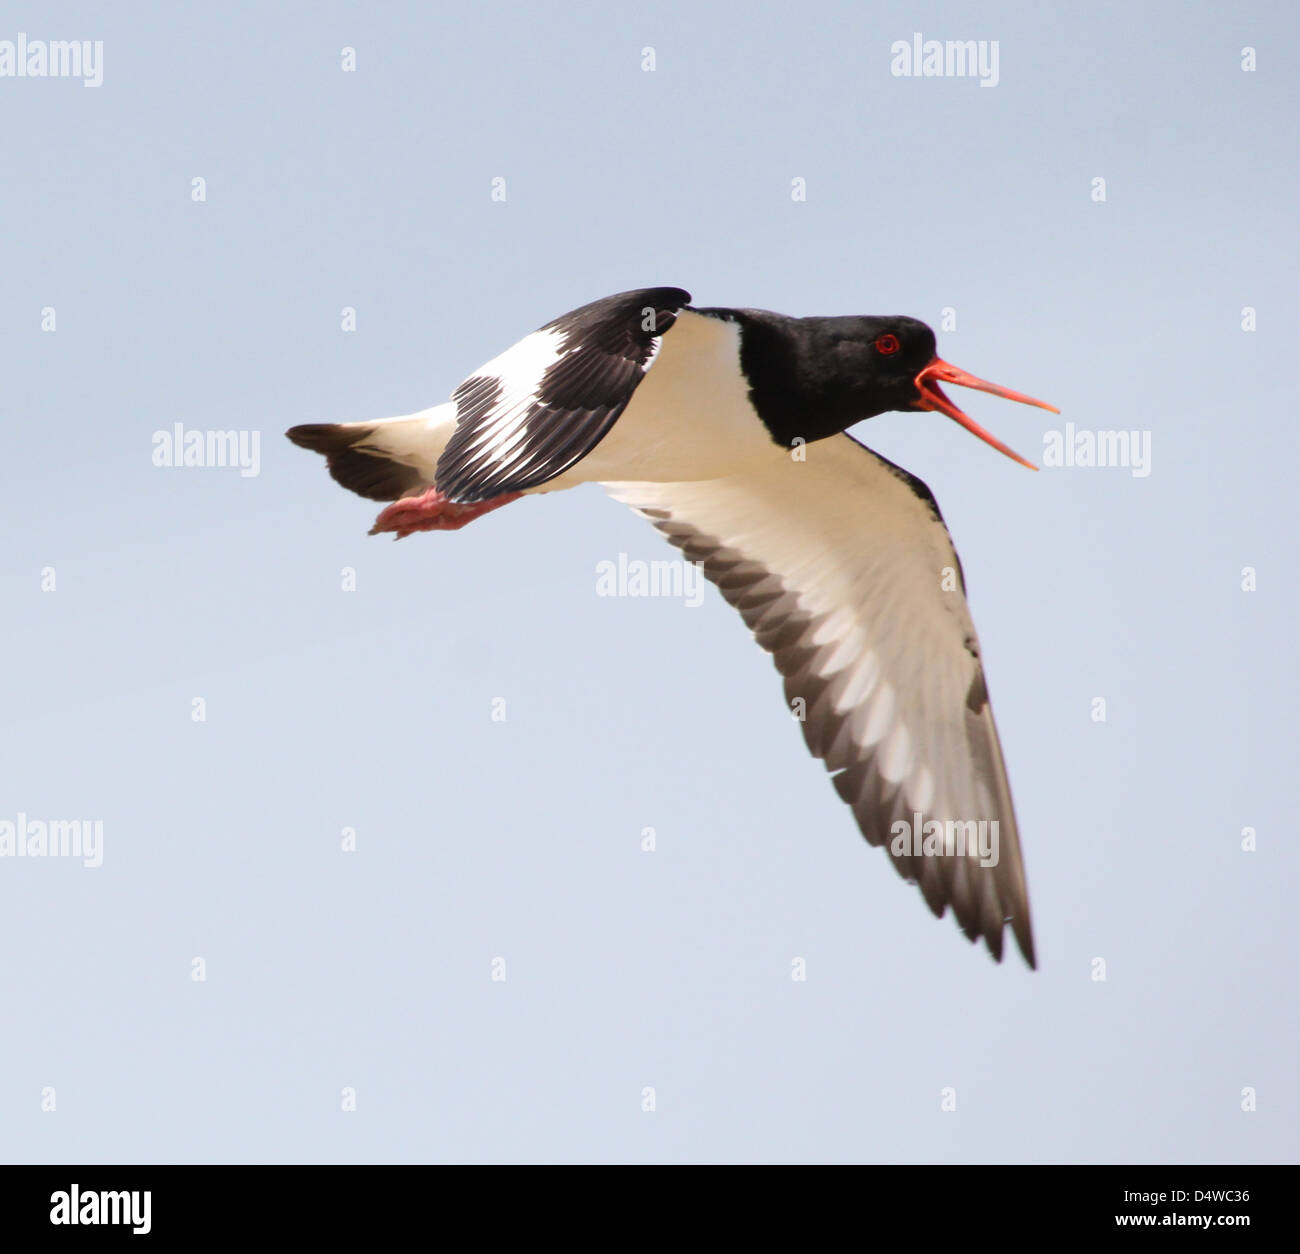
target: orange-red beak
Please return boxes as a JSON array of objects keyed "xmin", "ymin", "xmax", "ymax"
[{"xmin": 914, "ymin": 358, "xmax": 1059, "ymax": 471}]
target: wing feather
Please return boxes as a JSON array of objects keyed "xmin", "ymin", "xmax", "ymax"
[
  {"xmin": 605, "ymin": 433, "xmax": 1035, "ymax": 966},
  {"xmin": 435, "ymin": 287, "xmax": 691, "ymax": 502}
]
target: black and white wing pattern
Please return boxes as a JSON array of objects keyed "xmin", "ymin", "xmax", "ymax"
[
  {"xmin": 606, "ymin": 433, "xmax": 1035, "ymax": 966},
  {"xmin": 435, "ymin": 287, "xmax": 691, "ymax": 503}
]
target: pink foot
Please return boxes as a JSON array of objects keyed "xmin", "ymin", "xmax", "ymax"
[{"xmin": 369, "ymin": 488, "xmax": 523, "ymax": 539}]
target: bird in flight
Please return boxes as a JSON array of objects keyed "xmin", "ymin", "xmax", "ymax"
[{"xmin": 287, "ymin": 288, "xmax": 1057, "ymax": 967}]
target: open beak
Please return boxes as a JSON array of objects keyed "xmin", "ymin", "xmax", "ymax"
[{"xmin": 914, "ymin": 358, "xmax": 1059, "ymax": 471}]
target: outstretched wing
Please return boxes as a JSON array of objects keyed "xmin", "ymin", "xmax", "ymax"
[
  {"xmin": 435, "ymin": 287, "xmax": 691, "ymax": 503},
  {"xmin": 605, "ymin": 433, "xmax": 1035, "ymax": 966}
]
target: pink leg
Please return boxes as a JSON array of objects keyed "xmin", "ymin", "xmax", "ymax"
[{"xmin": 369, "ymin": 488, "xmax": 523, "ymax": 539}]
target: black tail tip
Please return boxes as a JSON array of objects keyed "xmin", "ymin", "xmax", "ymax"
[
  {"xmin": 285, "ymin": 421, "xmax": 428, "ymax": 503},
  {"xmin": 286, "ymin": 423, "xmax": 347, "ymax": 452}
]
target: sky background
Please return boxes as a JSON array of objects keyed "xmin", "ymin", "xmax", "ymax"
[{"xmin": 1, "ymin": 0, "xmax": 1296, "ymax": 1164}]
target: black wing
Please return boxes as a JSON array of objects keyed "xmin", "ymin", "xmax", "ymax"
[{"xmin": 435, "ymin": 287, "xmax": 690, "ymax": 503}]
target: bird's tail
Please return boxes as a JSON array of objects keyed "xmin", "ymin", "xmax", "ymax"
[{"xmin": 285, "ymin": 404, "xmax": 456, "ymax": 502}]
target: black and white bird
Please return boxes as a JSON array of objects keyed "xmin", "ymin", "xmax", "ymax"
[{"xmin": 288, "ymin": 288, "xmax": 1057, "ymax": 967}]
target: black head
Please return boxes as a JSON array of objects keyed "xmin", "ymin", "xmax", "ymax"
[
  {"xmin": 710, "ymin": 307, "xmax": 1057, "ymax": 467},
  {"xmin": 805, "ymin": 313, "xmax": 942, "ymax": 418}
]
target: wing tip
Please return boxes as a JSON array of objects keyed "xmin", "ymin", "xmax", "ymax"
[
  {"xmin": 1011, "ymin": 916, "xmax": 1037, "ymax": 970},
  {"xmin": 969, "ymin": 923, "xmax": 1036, "ymax": 970},
  {"xmin": 917, "ymin": 873, "xmax": 1038, "ymax": 970}
]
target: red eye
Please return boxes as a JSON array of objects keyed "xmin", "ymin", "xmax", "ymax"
[{"xmin": 875, "ymin": 333, "xmax": 901, "ymax": 355}]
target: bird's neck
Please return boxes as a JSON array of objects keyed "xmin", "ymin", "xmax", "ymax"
[{"xmin": 704, "ymin": 308, "xmax": 874, "ymax": 448}]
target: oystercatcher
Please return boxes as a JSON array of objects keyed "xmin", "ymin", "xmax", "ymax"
[{"xmin": 287, "ymin": 288, "xmax": 1057, "ymax": 967}]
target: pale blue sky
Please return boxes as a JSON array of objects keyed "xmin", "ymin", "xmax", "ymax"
[{"xmin": 1, "ymin": 0, "xmax": 1296, "ymax": 1163}]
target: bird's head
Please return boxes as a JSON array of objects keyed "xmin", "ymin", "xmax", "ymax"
[{"xmin": 850, "ymin": 315, "xmax": 1059, "ymax": 469}]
